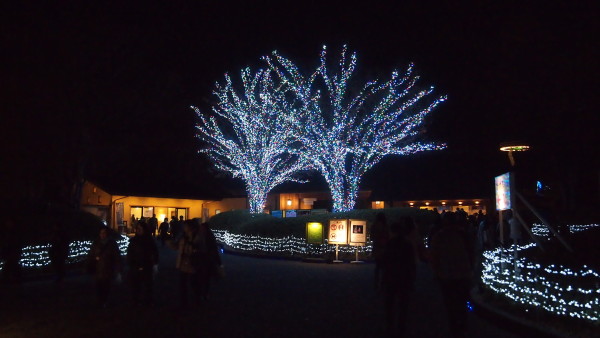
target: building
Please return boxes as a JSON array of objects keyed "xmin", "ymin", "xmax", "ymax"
[{"xmin": 81, "ymin": 181, "xmax": 490, "ymax": 231}]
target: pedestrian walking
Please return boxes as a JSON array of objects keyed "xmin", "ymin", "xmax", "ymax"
[
  {"xmin": 170, "ymin": 216, "xmax": 182, "ymax": 242},
  {"xmin": 0, "ymin": 217, "xmax": 23, "ymax": 285},
  {"xmin": 127, "ymin": 221, "xmax": 159, "ymax": 306},
  {"xmin": 198, "ymin": 221, "xmax": 223, "ymax": 300},
  {"xmin": 371, "ymin": 212, "xmax": 389, "ymax": 290},
  {"xmin": 172, "ymin": 220, "xmax": 216, "ymax": 308},
  {"xmin": 87, "ymin": 227, "xmax": 121, "ymax": 308},
  {"xmin": 430, "ymin": 212, "xmax": 474, "ymax": 338},
  {"xmin": 158, "ymin": 218, "xmax": 170, "ymax": 247},
  {"xmin": 380, "ymin": 217, "xmax": 416, "ymax": 336},
  {"xmin": 148, "ymin": 214, "xmax": 158, "ymax": 237},
  {"xmin": 48, "ymin": 221, "xmax": 70, "ymax": 284}
]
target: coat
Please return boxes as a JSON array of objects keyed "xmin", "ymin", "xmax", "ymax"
[
  {"xmin": 88, "ymin": 238, "xmax": 121, "ymax": 280},
  {"xmin": 127, "ymin": 235, "xmax": 158, "ymax": 269},
  {"xmin": 176, "ymin": 227, "xmax": 221, "ymax": 275}
]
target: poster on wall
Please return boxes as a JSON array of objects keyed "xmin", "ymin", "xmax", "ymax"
[
  {"xmin": 115, "ymin": 203, "xmax": 124, "ymax": 225},
  {"xmin": 495, "ymin": 172, "xmax": 512, "ymax": 210},
  {"xmin": 328, "ymin": 219, "xmax": 348, "ymax": 244},
  {"xmin": 306, "ymin": 222, "xmax": 324, "ymax": 244},
  {"xmin": 143, "ymin": 206, "xmax": 154, "ymax": 218},
  {"xmin": 349, "ymin": 219, "xmax": 367, "ymax": 245}
]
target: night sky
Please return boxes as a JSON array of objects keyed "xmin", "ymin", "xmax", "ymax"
[{"xmin": 2, "ymin": 2, "xmax": 598, "ymax": 204}]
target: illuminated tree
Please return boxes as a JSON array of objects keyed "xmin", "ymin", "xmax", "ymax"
[
  {"xmin": 192, "ymin": 68, "xmax": 311, "ymax": 213},
  {"xmin": 265, "ymin": 46, "xmax": 446, "ymax": 212}
]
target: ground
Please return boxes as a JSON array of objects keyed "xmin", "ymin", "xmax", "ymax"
[{"xmin": 1, "ymin": 244, "xmax": 522, "ymax": 337}]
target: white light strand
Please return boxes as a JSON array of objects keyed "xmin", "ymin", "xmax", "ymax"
[
  {"xmin": 0, "ymin": 236, "xmax": 130, "ymax": 270},
  {"xmin": 265, "ymin": 45, "xmax": 446, "ymax": 212},
  {"xmin": 213, "ymin": 229, "xmax": 371, "ymax": 257},
  {"xmin": 193, "ymin": 68, "xmax": 313, "ymax": 213},
  {"xmin": 481, "ymin": 226, "xmax": 600, "ymax": 322},
  {"xmin": 531, "ymin": 223, "xmax": 599, "ymax": 237}
]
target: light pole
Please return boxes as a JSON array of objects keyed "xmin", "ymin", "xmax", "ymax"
[{"xmin": 500, "ymin": 141, "xmax": 530, "ymax": 167}]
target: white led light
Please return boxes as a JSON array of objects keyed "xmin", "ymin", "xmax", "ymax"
[{"xmin": 481, "ymin": 225, "xmax": 600, "ymax": 322}]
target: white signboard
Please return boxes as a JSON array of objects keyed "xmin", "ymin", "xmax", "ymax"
[
  {"xmin": 349, "ymin": 219, "xmax": 367, "ymax": 246},
  {"xmin": 328, "ymin": 219, "xmax": 348, "ymax": 244}
]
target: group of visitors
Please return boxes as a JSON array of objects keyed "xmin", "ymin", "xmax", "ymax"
[
  {"xmin": 86, "ymin": 218, "xmax": 222, "ymax": 309},
  {"xmin": 372, "ymin": 210, "xmax": 478, "ymax": 338}
]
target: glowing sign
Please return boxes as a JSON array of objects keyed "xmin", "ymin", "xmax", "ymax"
[
  {"xmin": 349, "ymin": 219, "xmax": 367, "ymax": 246},
  {"xmin": 495, "ymin": 172, "xmax": 512, "ymax": 210},
  {"xmin": 328, "ymin": 219, "xmax": 348, "ymax": 245},
  {"xmin": 306, "ymin": 222, "xmax": 324, "ymax": 244}
]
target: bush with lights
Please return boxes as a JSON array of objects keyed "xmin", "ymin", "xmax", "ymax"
[
  {"xmin": 0, "ymin": 210, "xmax": 129, "ymax": 273},
  {"xmin": 481, "ymin": 223, "xmax": 600, "ymax": 324},
  {"xmin": 209, "ymin": 208, "xmax": 437, "ymax": 259}
]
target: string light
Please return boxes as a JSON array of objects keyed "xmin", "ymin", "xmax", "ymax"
[
  {"xmin": 530, "ymin": 223, "xmax": 599, "ymax": 237},
  {"xmin": 0, "ymin": 236, "xmax": 130, "ymax": 271},
  {"xmin": 192, "ymin": 67, "xmax": 313, "ymax": 213},
  {"xmin": 481, "ymin": 225, "xmax": 600, "ymax": 322},
  {"xmin": 213, "ymin": 229, "xmax": 371, "ymax": 257},
  {"xmin": 264, "ymin": 45, "xmax": 446, "ymax": 212}
]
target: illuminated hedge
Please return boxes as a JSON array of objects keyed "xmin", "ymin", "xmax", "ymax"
[
  {"xmin": 213, "ymin": 229, "xmax": 372, "ymax": 256},
  {"xmin": 481, "ymin": 224, "xmax": 600, "ymax": 322},
  {"xmin": 0, "ymin": 236, "xmax": 130, "ymax": 271}
]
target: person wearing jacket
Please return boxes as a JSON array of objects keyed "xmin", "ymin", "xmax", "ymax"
[
  {"xmin": 174, "ymin": 220, "xmax": 222, "ymax": 308},
  {"xmin": 127, "ymin": 221, "xmax": 159, "ymax": 305},
  {"xmin": 430, "ymin": 212, "xmax": 474, "ymax": 338},
  {"xmin": 380, "ymin": 217, "xmax": 416, "ymax": 336},
  {"xmin": 88, "ymin": 227, "xmax": 121, "ymax": 308}
]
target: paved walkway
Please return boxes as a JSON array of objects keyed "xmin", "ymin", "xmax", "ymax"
[{"xmin": 0, "ymin": 244, "xmax": 520, "ymax": 337}]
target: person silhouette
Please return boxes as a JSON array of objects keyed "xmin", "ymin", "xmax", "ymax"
[{"xmin": 380, "ymin": 217, "xmax": 416, "ymax": 336}]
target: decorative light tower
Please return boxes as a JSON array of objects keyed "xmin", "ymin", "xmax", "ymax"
[
  {"xmin": 498, "ymin": 141, "xmax": 572, "ymax": 254},
  {"xmin": 499, "ymin": 140, "xmax": 530, "ymax": 167}
]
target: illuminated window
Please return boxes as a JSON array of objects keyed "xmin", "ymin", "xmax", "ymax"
[{"xmin": 287, "ymin": 199, "xmax": 292, "ymax": 206}]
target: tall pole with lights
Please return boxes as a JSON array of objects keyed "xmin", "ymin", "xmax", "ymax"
[{"xmin": 499, "ymin": 141, "xmax": 571, "ymax": 253}]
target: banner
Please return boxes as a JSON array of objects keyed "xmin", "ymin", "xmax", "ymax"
[
  {"xmin": 349, "ymin": 219, "xmax": 367, "ymax": 245},
  {"xmin": 495, "ymin": 172, "xmax": 512, "ymax": 210}
]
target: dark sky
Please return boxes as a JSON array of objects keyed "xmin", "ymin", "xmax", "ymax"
[{"xmin": 2, "ymin": 1, "xmax": 598, "ymax": 202}]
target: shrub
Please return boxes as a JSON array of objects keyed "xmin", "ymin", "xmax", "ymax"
[{"xmin": 209, "ymin": 207, "xmax": 438, "ymax": 239}]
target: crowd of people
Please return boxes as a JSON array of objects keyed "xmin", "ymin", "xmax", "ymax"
[
  {"xmin": 1, "ymin": 207, "xmax": 534, "ymax": 337},
  {"xmin": 87, "ymin": 218, "xmax": 223, "ymax": 309},
  {"xmin": 371, "ymin": 208, "xmax": 523, "ymax": 338}
]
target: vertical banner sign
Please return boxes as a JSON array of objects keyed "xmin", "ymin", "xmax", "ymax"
[
  {"xmin": 328, "ymin": 219, "xmax": 348, "ymax": 244},
  {"xmin": 495, "ymin": 172, "xmax": 512, "ymax": 210},
  {"xmin": 349, "ymin": 219, "xmax": 367, "ymax": 246},
  {"xmin": 306, "ymin": 222, "xmax": 324, "ymax": 244}
]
